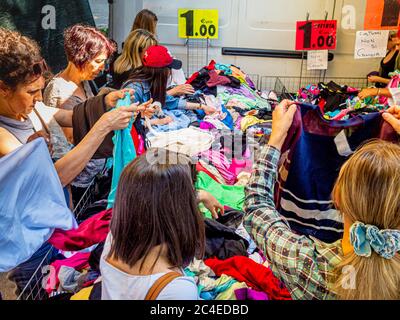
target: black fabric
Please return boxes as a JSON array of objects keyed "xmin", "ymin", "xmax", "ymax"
[
  {"xmin": 204, "ymin": 218, "xmax": 249, "ymax": 260},
  {"xmin": 0, "ymin": 0, "xmax": 95, "ymax": 74},
  {"xmin": 89, "ymin": 282, "xmax": 102, "ymax": 300},
  {"xmin": 318, "ymin": 81, "xmax": 356, "ymax": 113},
  {"xmin": 216, "ymin": 210, "xmax": 244, "ymax": 229},
  {"xmin": 89, "ymin": 242, "xmax": 105, "ymax": 273},
  {"xmin": 72, "ymin": 94, "xmax": 114, "ymax": 159},
  {"xmin": 48, "ymin": 292, "xmax": 74, "ymax": 300}
]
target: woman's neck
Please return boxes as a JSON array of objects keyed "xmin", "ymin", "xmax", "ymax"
[
  {"xmin": 107, "ymin": 245, "xmax": 179, "ymax": 276},
  {"xmin": 60, "ymin": 62, "xmax": 85, "ymax": 86},
  {"xmin": 0, "ymin": 100, "xmax": 25, "ymax": 121}
]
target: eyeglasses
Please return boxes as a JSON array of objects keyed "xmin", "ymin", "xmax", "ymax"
[{"xmin": 31, "ymin": 59, "xmax": 49, "ymax": 77}]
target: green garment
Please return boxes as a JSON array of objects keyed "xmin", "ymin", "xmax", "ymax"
[
  {"xmin": 215, "ymin": 281, "xmax": 248, "ymax": 300},
  {"xmin": 195, "ymin": 171, "xmax": 245, "ymax": 214}
]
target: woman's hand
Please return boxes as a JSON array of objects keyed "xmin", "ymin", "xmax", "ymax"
[
  {"xmin": 201, "ymin": 103, "xmax": 217, "ymax": 115},
  {"xmin": 198, "ymin": 190, "xmax": 224, "ymax": 219},
  {"xmin": 168, "ymin": 84, "xmax": 195, "ymax": 96},
  {"xmin": 367, "ymin": 75, "xmax": 381, "ymax": 83},
  {"xmin": 382, "ymin": 105, "xmax": 400, "ymax": 134},
  {"xmin": 268, "ymin": 99, "xmax": 297, "ymax": 150},
  {"xmin": 104, "ymin": 88, "xmax": 135, "ymax": 109},
  {"xmin": 27, "ymin": 130, "xmax": 53, "ymax": 155},
  {"xmin": 98, "ymin": 104, "xmax": 137, "ymax": 132},
  {"xmin": 358, "ymin": 88, "xmax": 378, "ymax": 100}
]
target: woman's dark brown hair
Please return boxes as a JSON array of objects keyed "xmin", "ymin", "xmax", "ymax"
[
  {"xmin": 131, "ymin": 9, "xmax": 158, "ymax": 35},
  {"xmin": 127, "ymin": 66, "xmax": 170, "ymax": 105},
  {"xmin": 109, "ymin": 148, "xmax": 205, "ymax": 272},
  {"xmin": 0, "ymin": 28, "xmax": 43, "ymax": 88}
]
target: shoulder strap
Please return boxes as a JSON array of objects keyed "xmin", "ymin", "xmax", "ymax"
[
  {"xmin": 144, "ymin": 272, "xmax": 181, "ymax": 300},
  {"xmin": 32, "ymin": 107, "xmax": 50, "ymax": 135}
]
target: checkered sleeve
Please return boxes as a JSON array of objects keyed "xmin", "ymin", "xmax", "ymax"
[{"xmin": 244, "ymin": 145, "xmax": 338, "ymax": 300}]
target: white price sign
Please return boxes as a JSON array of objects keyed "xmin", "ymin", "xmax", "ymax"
[
  {"xmin": 307, "ymin": 50, "xmax": 328, "ymax": 70},
  {"xmin": 354, "ymin": 30, "xmax": 389, "ymax": 59}
]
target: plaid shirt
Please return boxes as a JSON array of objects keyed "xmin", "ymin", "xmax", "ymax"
[{"xmin": 244, "ymin": 145, "xmax": 343, "ymax": 300}]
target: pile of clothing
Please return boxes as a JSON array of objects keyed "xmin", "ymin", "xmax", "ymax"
[
  {"xmin": 19, "ymin": 62, "xmax": 289, "ymax": 300},
  {"xmin": 296, "ymin": 78, "xmax": 399, "ymax": 121}
]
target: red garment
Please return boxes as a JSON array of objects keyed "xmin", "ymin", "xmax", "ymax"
[
  {"xmin": 204, "ymin": 256, "xmax": 292, "ymax": 300},
  {"xmin": 186, "ymin": 71, "xmax": 199, "ymax": 84},
  {"xmin": 130, "ymin": 125, "xmax": 140, "ymax": 152},
  {"xmin": 46, "ymin": 252, "xmax": 91, "ymax": 294},
  {"xmin": 205, "ymin": 59, "xmax": 216, "ymax": 71},
  {"xmin": 48, "ymin": 209, "xmax": 112, "ymax": 251},
  {"xmin": 196, "ymin": 162, "xmax": 220, "ymax": 183}
]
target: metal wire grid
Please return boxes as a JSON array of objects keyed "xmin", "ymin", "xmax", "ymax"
[
  {"xmin": 185, "ymin": 38, "xmax": 210, "ymax": 77},
  {"xmin": 247, "ymin": 74, "xmax": 260, "ymax": 89},
  {"xmin": 260, "ymin": 76, "xmax": 368, "ymax": 94},
  {"xmin": 16, "ymin": 180, "xmax": 97, "ymax": 300}
]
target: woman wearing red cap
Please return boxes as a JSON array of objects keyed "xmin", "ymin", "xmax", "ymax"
[{"xmin": 122, "ymin": 45, "xmax": 216, "ymax": 124}]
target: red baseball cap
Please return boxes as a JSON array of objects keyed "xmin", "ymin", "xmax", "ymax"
[{"xmin": 142, "ymin": 45, "xmax": 182, "ymax": 69}]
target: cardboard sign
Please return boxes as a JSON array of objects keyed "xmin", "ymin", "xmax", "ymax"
[
  {"xmin": 307, "ymin": 50, "xmax": 328, "ymax": 70},
  {"xmin": 295, "ymin": 20, "xmax": 337, "ymax": 51},
  {"xmin": 364, "ymin": 0, "xmax": 400, "ymax": 30},
  {"xmin": 178, "ymin": 9, "xmax": 219, "ymax": 39},
  {"xmin": 354, "ymin": 30, "xmax": 390, "ymax": 59}
]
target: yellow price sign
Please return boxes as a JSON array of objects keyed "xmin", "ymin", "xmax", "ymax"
[{"xmin": 178, "ymin": 9, "xmax": 219, "ymax": 39}]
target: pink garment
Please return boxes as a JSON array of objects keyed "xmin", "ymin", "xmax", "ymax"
[
  {"xmin": 46, "ymin": 252, "xmax": 91, "ymax": 294},
  {"xmin": 48, "ymin": 209, "xmax": 112, "ymax": 251},
  {"xmin": 228, "ymin": 158, "xmax": 253, "ymax": 176},
  {"xmin": 234, "ymin": 288, "xmax": 269, "ymax": 300},
  {"xmin": 331, "ymin": 109, "xmax": 350, "ymax": 121},
  {"xmin": 137, "ymin": 134, "xmax": 146, "ymax": 155},
  {"xmin": 206, "ymin": 70, "xmax": 231, "ymax": 87},
  {"xmin": 200, "ymin": 121, "xmax": 217, "ymax": 130},
  {"xmin": 200, "ymin": 150, "xmax": 236, "ymax": 185}
]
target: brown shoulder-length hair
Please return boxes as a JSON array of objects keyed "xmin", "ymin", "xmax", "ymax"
[
  {"xmin": 131, "ymin": 9, "xmax": 158, "ymax": 34},
  {"xmin": 64, "ymin": 24, "xmax": 116, "ymax": 69},
  {"xmin": 126, "ymin": 66, "xmax": 170, "ymax": 105},
  {"xmin": 109, "ymin": 148, "xmax": 204, "ymax": 272}
]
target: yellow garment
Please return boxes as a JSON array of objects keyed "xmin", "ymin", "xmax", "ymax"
[
  {"xmin": 70, "ymin": 286, "xmax": 93, "ymax": 300},
  {"xmin": 215, "ymin": 281, "xmax": 248, "ymax": 300},
  {"xmin": 240, "ymin": 115, "xmax": 270, "ymax": 131},
  {"xmin": 230, "ymin": 66, "xmax": 247, "ymax": 83}
]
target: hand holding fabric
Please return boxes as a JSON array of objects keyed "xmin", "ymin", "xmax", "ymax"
[
  {"xmin": 104, "ymin": 88, "xmax": 135, "ymax": 109},
  {"xmin": 198, "ymin": 190, "xmax": 225, "ymax": 219},
  {"xmin": 98, "ymin": 104, "xmax": 138, "ymax": 132},
  {"xmin": 358, "ymin": 88, "xmax": 377, "ymax": 100},
  {"xmin": 268, "ymin": 99, "xmax": 297, "ymax": 150},
  {"xmin": 169, "ymin": 84, "xmax": 195, "ymax": 96},
  {"xmin": 27, "ymin": 130, "xmax": 53, "ymax": 156},
  {"xmin": 382, "ymin": 105, "xmax": 400, "ymax": 134}
]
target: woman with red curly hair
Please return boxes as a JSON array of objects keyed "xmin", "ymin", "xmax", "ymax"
[{"xmin": 44, "ymin": 24, "xmax": 116, "ymax": 191}]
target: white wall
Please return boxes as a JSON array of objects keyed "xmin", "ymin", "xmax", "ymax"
[{"xmin": 112, "ymin": 0, "xmax": 382, "ymax": 80}]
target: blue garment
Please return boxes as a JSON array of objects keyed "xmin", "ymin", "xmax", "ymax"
[
  {"xmin": 107, "ymin": 93, "xmax": 136, "ymax": 209},
  {"xmin": 195, "ymin": 104, "xmax": 234, "ymax": 130},
  {"xmin": 123, "ymin": 81, "xmax": 186, "ymax": 110},
  {"xmin": 277, "ymin": 103, "xmax": 398, "ymax": 243},
  {"xmin": 0, "ymin": 138, "xmax": 76, "ymax": 272},
  {"xmin": 150, "ymin": 109, "xmax": 191, "ymax": 133}
]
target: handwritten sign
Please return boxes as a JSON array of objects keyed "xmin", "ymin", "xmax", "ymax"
[
  {"xmin": 307, "ymin": 50, "xmax": 328, "ymax": 70},
  {"xmin": 354, "ymin": 30, "xmax": 389, "ymax": 59},
  {"xmin": 364, "ymin": 0, "xmax": 400, "ymax": 30},
  {"xmin": 295, "ymin": 20, "xmax": 337, "ymax": 51},
  {"xmin": 178, "ymin": 9, "xmax": 218, "ymax": 39}
]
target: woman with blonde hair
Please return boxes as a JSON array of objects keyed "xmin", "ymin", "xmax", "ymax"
[
  {"xmin": 244, "ymin": 99, "xmax": 400, "ymax": 300},
  {"xmin": 111, "ymin": 29, "xmax": 158, "ymax": 89}
]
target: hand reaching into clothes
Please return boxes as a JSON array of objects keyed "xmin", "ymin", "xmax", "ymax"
[
  {"xmin": 268, "ymin": 99, "xmax": 297, "ymax": 150},
  {"xmin": 198, "ymin": 190, "xmax": 225, "ymax": 219},
  {"xmin": 201, "ymin": 103, "xmax": 217, "ymax": 115},
  {"xmin": 358, "ymin": 88, "xmax": 378, "ymax": 100},
  {"xmin": 168, "ymin": 84, "xmax": 195, "ymax": 96},
  {"xmin": 367, "ymin": 75, "xmax": 381, "ymax": 83},
  {"xmin": 104, "ymin": 88, "xmax": 135, "ymax": 109},
  {"xmin": 151, "ymin": 116, "xmax": 174, "ymax": 126},
  {"xmin": 27, "ymin": 130, "xmax": 53, "ymax": 156},
  {"xmin": 382, "ymin": 105, "xmax": 400, "ymax": 134}
]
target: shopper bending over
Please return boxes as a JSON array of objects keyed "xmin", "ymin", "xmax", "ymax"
[
  {"xmin": 0, "ymin": 28, "xmax": 149, "ymax": 187},
  {"xmin": 101, "ymin": 148, "xmax": 204, "ymax": 300},
  {"xmin": 244, "ymin": 99, "xmax": 400, "ymax": 299}
]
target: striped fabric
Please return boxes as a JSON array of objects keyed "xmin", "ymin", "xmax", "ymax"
[{"xmin": 244, "ymin": 145, "xmax": 342, "ymax": 300}]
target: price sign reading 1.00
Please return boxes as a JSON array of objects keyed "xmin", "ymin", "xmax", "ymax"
[
  {"xmin": 295, "ymin": 20, "xmax": 337, "ymax": 51},
  {"xmin": 178, "ymin": 9, "xmax": 219, "ymax": 39}
]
